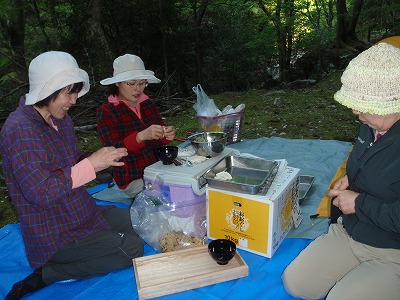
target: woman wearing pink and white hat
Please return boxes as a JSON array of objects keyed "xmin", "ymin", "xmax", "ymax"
[{"xmin": 97, "ymin": 54, "xmax": 176, "ymax": 199}]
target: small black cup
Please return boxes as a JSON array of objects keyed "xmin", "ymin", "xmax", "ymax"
[
  {"xmin": 154, "ymin": 146, "xmax": 179, "ymax": 165},
  {"xmin": 208, "ymin": 239, "xmax": 236, "ymax": 265}
]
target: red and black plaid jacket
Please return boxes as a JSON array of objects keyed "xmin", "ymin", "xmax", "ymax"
[{"xmin": 96, "ymin": 96, "xmax": 170, "ymax": 188}]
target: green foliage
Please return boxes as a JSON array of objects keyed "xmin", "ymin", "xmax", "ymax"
[
  {"xmin": 203, "ymin": 1, "xmax": 277, "ymax": 92},
  {"xmin": 169, "ymin": 70, "xmax": 358, "ymax": 142},
  {"xmin": 1, "ymin": 0, "xmax": 399, "ymax": 103},
  {"xmin": 359, "ymin": 0, "xmax": 400, "ymax": 41}
]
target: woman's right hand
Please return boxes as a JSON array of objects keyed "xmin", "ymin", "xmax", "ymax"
[
  {"xmin": 87, "ymin": 146, "xmax": 128, "ymax": 172},
  {"xmin": 136, "ymin": 125, "xmax": 164, "ymax": 143}
]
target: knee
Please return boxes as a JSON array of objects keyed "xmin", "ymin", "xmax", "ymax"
[
  {"xmin": 126, "ymin": 234, "xmax": 144, "ymax": 258},
  {"xmin": 282, "ymin": 264, "xmax": 315, "ymax": 300},
  {"xmin": 282, "ymin": 265, "xmax": 303, "ymax": 298}
]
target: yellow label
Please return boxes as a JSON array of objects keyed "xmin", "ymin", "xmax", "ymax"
[{"xmin": 208, "ymin": 190, "xmax": 270, "ymax": 253}]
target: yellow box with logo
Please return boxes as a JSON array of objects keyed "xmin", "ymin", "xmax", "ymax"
[{"xmin": 207, "ymin": 166, "xmax": 300, "ymax": 258}]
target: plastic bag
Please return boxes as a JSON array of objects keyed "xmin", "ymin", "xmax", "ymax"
[
  {"xmin": 192, "ymin": 84, "xmax": 221, "ymax": 117},
  {"xmin": 130, "ymin": 180, "xmax": 207, "ymax": 253}
]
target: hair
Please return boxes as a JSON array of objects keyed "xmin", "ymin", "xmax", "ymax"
[
  {"xmin": 35, "ymin": 82, "xmax": 84, "ymax": 108},
  {"xmin": 107, "ymin": 84, "xmax": 119, "ymax": 96}
]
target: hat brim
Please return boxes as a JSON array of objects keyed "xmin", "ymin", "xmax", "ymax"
[
  {"xmin": 334, "ymin": 87, "xmax": 400, "ymax": 116},
  {"xmin": 25, "ymin": 68, "xmax": 89, "ymax": 105},
  {"xmin": 100, "ymin": 70, "xmax": 161, "ymax": 85}
]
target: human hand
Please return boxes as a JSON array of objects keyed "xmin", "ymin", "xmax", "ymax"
[
  {"xmin": 330, "ymin": 175, "xmax": 349, "ymax": 192},
  {"xmin": 137, "ymin": 125, "xmax": 164, "ymax": 142},
  {"xmin": 163, "ymin": 126, "xmax": 175, "ymax": 141},
  {"xmin": 87, "ymin": 146, "xmax": 128, "ymax": 172},
  {"xmin": 329, "ymin": 189, "xmax": 359, "ymax": 214}
]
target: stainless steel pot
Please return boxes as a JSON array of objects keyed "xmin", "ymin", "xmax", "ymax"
[{"xmin": 188, "ymin": 132, "xmax": 227, "ymax": 157}]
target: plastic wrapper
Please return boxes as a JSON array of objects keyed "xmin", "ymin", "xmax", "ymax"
[
  {"xmin": 130, "ymin": 181, "xmax": 207, "ymax": 253},
  {"xmin": 192, "ymin": 84, "xmax": 221, "ymax": 117}
]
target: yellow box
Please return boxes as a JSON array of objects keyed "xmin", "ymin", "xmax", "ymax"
[{"xmin": 207, "ymin": 167, "xmax": 300, "ymax": 258}]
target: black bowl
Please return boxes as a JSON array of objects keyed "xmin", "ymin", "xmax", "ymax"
[
  {"xmin": 208, "ymin": 239, "xmax": 236, "ymax": 265},
  {"xmin": 155, "ymin": 146, "xmax": 179, "ymax": 165}
]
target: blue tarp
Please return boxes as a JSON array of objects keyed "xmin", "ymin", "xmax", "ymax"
[{"xmin": 0, "ymin": 137, "xmax": 352, "ymax": 299}]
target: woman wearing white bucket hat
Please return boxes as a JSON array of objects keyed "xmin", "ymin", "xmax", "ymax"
[
  {"xmin": 282, "ymin": 42, "xmax": 400, "ymax": 299},
  {"xmin": 97, "ymin": 54, "xmax": 175, "ymax": 199},
  {"xmin": 1, "ymin": 51, "xmax": 144, "ymax": 299}
]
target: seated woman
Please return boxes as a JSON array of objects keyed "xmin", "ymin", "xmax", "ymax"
[
  {"xmin": 282, "ymin": 42, "xmax": 400, "ymax": 299},
  {"xmin": 1, "ymin": 51, "xmax": 144, "ymax": 300},
  {"xmin": 97, "ymin": 54, "xmax": 175, "ymax": 200}
]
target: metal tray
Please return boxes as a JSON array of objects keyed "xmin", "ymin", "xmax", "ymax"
[
  {"xmin": 298, "ymin": 175, "xmax": 315, "ymax": 203},
  {"xmin": 203, "ymin": 155, "xmax": 279, "ymax": 195}
]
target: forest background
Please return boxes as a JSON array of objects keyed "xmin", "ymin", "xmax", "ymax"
[{"xmin": 0, "ymin": 0, "xmax": 399, "ymax": 225}]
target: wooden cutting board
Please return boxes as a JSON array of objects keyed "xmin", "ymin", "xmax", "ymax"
[{"xmin": 133, "ymin": 245, "xmax": 248, "ymax": 299}]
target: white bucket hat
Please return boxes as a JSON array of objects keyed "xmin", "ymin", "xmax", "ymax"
[
  {"xmin": 334, "ymin": 42, "xmax": 400, "ymax": 116},
  {"xmin": 25, "ymin": 51, "xmax": 90, "ymax": 105},
  {"xmin": 100, "ymin": 54, "xmax": 161, "ymax": 85}
]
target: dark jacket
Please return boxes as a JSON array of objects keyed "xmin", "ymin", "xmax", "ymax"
[{"xmin": 344, "ymin": 120, "xmax": 400, "ymax": 249}]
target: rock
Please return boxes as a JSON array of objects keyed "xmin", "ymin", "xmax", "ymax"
[
  {"xmin": 283, "ymin": 79, "xmax": 317, "ymax": 89},
  {"xmin": 274, "ymin": 97, "xmax": 282, "ymax": 106}
]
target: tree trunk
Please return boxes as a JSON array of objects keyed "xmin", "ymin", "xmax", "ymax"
[
  {"xmin": 87, "ymin": 0, "xmax": 114, "ymax": 62},
  {"xmin": 336, "ymin": 0, "xmax": 348, "ymax": 47},
  {"xmin": 348, "ymin": 0, "xmax": 364, "ymax": 41},
  {"xmin": 336, "ymin": 0, "xmax": 365, "ymax": 50},
  {"xmin": 30, "ymin": 0, "xmax": 52, "ymax": 50},
  {"xmin": 257, "ymin": 0, "xmax": 294, "ymax": 83},
  {"xmin": 159, "ymin": 0, "xmax": 170, "ymax": 97},
  {"xmin": 283, "ymin": 0, "xmax": 295, "ymax": 81},
  {"xmin": 2, "ymin": 0, "xmax": 28, "ymax": 83},
  {"xmin": 190, "ymin": 0, "xmax": 211, "ymax": 85}
]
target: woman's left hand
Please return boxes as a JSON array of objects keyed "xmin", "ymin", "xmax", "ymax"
[{"xmin": 329, "ymin": 189, "xmax": 359, "ymax": 214}]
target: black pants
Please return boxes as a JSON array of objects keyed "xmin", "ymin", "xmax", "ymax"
[{"xmin": 42, "ymin": 207, "xmax": 143, "ymax": 284}]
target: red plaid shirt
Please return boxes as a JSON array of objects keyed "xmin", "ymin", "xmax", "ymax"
[{"xmin": 96, "ymin": 95, "xmax": 171, "ymax": 188}]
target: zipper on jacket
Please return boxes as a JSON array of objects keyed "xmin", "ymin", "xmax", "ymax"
[{"xmin": 357, "ymin": 142, "xmax": 373, "ymax": 160}]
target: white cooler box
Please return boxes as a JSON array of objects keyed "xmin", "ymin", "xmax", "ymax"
[{"xmin": 143, "ymin": 147, "xmax": 239, "ymax": 215}]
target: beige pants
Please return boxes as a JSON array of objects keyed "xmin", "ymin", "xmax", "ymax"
[
  {"xmin": 120, "ymin": 179, "xmax": 144, "ymax": 198},
  {"xmin": 282, "ymin": 217, "xmax": 400, "ymax": 300}
]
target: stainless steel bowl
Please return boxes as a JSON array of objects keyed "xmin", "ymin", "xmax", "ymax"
[{"xmin": 188, "ymin": 132, "xmax": 227, "ymax": 157}]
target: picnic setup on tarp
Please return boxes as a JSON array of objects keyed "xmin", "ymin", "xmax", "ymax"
[
  {"xmin": 0, "ymin": 84, "xmax": 353, "ymax": 299},
  {"xmin": 0, "ymin": 138, "xmax": 351, "ymax": 300}
]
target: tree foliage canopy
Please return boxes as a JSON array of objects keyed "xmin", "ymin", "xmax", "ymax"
[{"xmin": 0, "ymin": 0, "xmax": 399, "ymax": 110}]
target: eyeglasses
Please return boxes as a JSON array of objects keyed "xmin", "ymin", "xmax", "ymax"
[{"xmin": 124, "ymin": 80, "xmax": 148, "ymax": 88}]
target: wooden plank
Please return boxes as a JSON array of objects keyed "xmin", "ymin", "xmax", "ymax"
[{"xmin": 133, "ymin": 245, "xmax": 248, "ymax": 299}]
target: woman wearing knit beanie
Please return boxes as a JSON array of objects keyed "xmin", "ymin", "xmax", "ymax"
[{"xmin": 282, "ymin": 42, "xmax": 400, "ymax": 300}]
